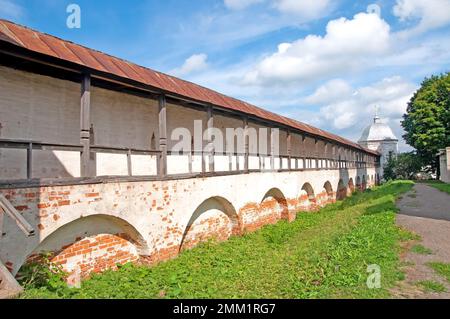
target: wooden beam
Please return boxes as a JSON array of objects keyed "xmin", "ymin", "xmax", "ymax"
[
  {"xmin": 127, "ymin": 149, "xmax": 132, "ymax": 176},
  {"xmin": 287, "ymin": 130, "xmax": 292, "ymax": 170},
  {"xmin": 188, "ymin": 137, "xmax": 193, "ymax": 174},
  {"xmin": 26, "ymin": 142, "xmax": 32, "ymax": 179},
  {"xmin": 301, "ymin": 134, "xmax": 306, "ymax": 169},
  {"xmin": 0, "ymin": 207, "xmax": 4, "ymax": 237},
  {"xmin": 243, "ymin": 117, "xmax": 249, "ymax": 173},
  {"xmin": 80, "ymin": 73, "xmax": 91, "ymax": 177},
  {"xmin": 206, "ymin": 105, "xmax": 215, "ymax": 172},
  {"xmin": 270, "ymin": 127, "xmax": 276, "ymax": 170},
  {"xmin": 158, "ymin": 95, "xmax": 167, "ymax": 177}
]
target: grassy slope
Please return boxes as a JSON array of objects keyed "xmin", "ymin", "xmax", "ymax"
[
  {"xmin": 425, "ymin": 181, "xmax": 450, "ymax": 195},
  {"xmin": 21, "ymin": 181, "xmax": 415, "ymax": 299},
  {"xmin": 428, "ymin": 262, "xmax": 450, "ymax": 283}
]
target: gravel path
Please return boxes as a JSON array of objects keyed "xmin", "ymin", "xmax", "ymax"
[{"xmin": 393, "ymin": 183, "xmax": 450, "ymax": 299}]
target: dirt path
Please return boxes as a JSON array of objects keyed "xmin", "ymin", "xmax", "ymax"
[{"xmin": 393, "ymin": 183, "xmax": 450, "ymax": 299}]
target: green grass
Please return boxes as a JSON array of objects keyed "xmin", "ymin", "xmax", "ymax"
[
  {"xmin": 20, "ymin": 181, "xmax": 415, "ymax": 299},
  {"xmin": 425, "ymin": 180, "xmax": 450, "ymax": 195},
  {"xmin": 411, "ymin": 245, "xmax": 433, "ymax": 255},
  {"xmin": 416, "ymin": 280, "xmax": 447, "ymax": 293},
  {"xmin": 428, "ymin": 262, "xmax": 450, "ymax": 283}
]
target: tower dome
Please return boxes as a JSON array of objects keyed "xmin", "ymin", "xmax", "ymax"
[
  {"xmin": 358, "ymin": 111, "xmax": 398, "ymax": 179},
  {"xmin": 358, "ymin": 115, "xmax": 398, "ymax": 143}
]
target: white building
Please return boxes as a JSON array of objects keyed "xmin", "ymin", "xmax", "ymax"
[
  {"xmin": 358, "ymin": 114, "xmax": 398, "ymax": 177},
  {"xmin": 438, "ymin": 147, "xmax": 450, "ymax": 183}
]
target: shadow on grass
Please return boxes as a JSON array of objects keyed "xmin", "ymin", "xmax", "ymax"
[
  {"xmin": 339, "ymin": 181, "xmax": 414, "ymax": 210},
  {"xmin": 364, "ymin": 201, "xmax": 397, "ymax": 216}
]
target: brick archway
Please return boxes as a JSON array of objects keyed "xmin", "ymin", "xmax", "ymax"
[
  {"xmin": 261, "ymin": 188, "xmax": 290, "ymax": 222},
  {"xmin": 21, "ymin": 214, "xmax": 149, "ymax": 280},
  {"xmin": 179, "ymin": 196, "xmax": 240, "ymax": 251}
]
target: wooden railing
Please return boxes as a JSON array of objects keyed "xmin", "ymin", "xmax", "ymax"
[
  {"xmin": 0, "ymin": 139, "xmax": 161, "ymax": 179},
  {"xmin": 0, "ymin": 138, "xmax": 378, "ymax": 186}
]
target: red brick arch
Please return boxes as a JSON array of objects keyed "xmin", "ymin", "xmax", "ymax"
[
  {"xmin": 179, "ymin": 196, "xmax": 241, "ymax": 251},
  {"xmin": 323, "ymin": 181, "xmax": 334, "ymax": 203},
  {"xmin": 22, "ymin": 214, "xmax": 149, "ymax": 280},
  {"xmin": 348, "ymin": 178, "xmax": 355, "ymax": 192},
  {"xmin": 336, "ymin": 179, "xmax": 347, "ymax": 200},
  {"xmin": 301, "ymin": 183, "xmax": 315, "ymax": 201},
  {"xmin": 261, "ymin": 188, "xmax": 290, "ymax": 221}
]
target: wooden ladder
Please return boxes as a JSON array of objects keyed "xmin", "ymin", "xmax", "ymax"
[{"xmin": 0, "ymin": 194, "xmax": 35, "ymax": 299}]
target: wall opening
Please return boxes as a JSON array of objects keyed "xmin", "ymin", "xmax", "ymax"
[
  {"xmin": 180, "ymin": 196, "xmax": 240, "ymax": 251},
  {"xmin": 323, "ymin": 181, "xmax": 334, "ymax": 203},
  {"xmin": 20, "ymin": 214, "xmax": 148, "ymax": 280},
  {"xmin": 348, "ymin": 178, "xmax": 355, "ymax": 194},
  {"xmin": 336, "ymin": 179, "xmax": 347, "ymax": 200},
  {"xmin": 261, "ymin": 188, "xmax": 289, "ymax": 221},
  {"xmin": 298, "ymin": 182, "xmax": 316, "ymax": 210}
]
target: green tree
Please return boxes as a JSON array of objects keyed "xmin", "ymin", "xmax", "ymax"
[
  {"xmin": 383, "ymin": 152, "xmax": 423, "ymax": 181},
  {"xmin": 383, "ymin": 154, "xmax": 396, "ymax": 181},
  {"xmin": 402, "ymin": 73, "xmax": 450, "ymax": 173}
]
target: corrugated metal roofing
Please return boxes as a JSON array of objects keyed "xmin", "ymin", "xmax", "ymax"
[{"xmin": 0, "ymin": 19, "xmax": 378, "ymax": 156}]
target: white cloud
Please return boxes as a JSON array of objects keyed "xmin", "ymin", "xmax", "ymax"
[
  {"xmin": 303, "ymin": 76, "xmax": 417, "ymax": 150},
  {"xmin": 393, "ymin": 0, "xmax": 450, "ymax": 35},
  {"xmin": 224, "ymin": 0, "xmax": 264, "ymax": 10},
  {"xmin": 172, "ymin": 7, "xmax": 448, "ymax": 152},
  {"xmin": 303, "ymin": 79, "xmax": 353, "ymax": 105},
  {"xmin": 273, "ymin": 0, "xmax": 330, "ymax": 18},
  {"xmin": 242, "ymin": 13, "xmax": 391, "ymax": 86},
  {"xmin": 0, "ymin": 0, "xmax": 23, "ymax": 19},
  {"xmin": 170, "ymin": 54, "xmax": 209, "ymax": 77}
]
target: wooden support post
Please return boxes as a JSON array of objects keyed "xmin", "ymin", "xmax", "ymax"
[
  {"xmin": 206, "ymin": 105, "xmax": 214, "ymax": 173},
  {"xmin": 287, "ymin": 130, "xmax": 292, "ymax": 170},
  {"xmin": 127, "ymin": 149, "xmax": 132, "ymax": 176},
  {"xmin": 80, "ymin": 73, "xmax": 91, "ymax": 177},
  {"xmin": 188, "ymin": 137, "xmax": 193, "ymax": 174},
  {"xmin": 302, "ymin": 135, "xmax": 306, "ymax": 169},
  {"xmin": 270, "ymin": 127, "xmax": 276, "ymax": 170},
  {"xmin": 314, "ymin": 138, "xmax": 319, "ymax": 169},
  {"xmin": 158, "ymin": 95, "xmax": 167, "ymax": 177},
  {"xmin": 26, "ymin": 142, "xmax": 32, "ymax": 179},
  {"xmin": 243, "ymin": 117, "xmax": 249, "ymax": 173},
  {"xmin": 0, "ymin": 205, "xmax": 4, "ymax": 237}
]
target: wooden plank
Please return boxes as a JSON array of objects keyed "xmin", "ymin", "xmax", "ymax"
[
  {"xmin": 206, "ymin": 105, "xmax": 214, "ymax": 173},
  {"xmin": 270, "ymin": 128, "xmax": 276, "ymax": 170},
  {"xmin": 0, "ymin": 194, "xmax": 34, "ymax": 237},
  {"xmin": 0, "ymin": 260, "xmax": 23, "ymax": 297},
  {"xmin": 157, "ymin": 95, "xmax": 168, "ymax": 177},
  {"xmin": 0, "ymin": 208, "xmax": 4, "ymax": 237},
  {"xmin": 243, "ymin": 117, "xmax": 249, "ymax": 173},
  {"xmin": 26, "ymin": 142, "xmax": 32, "ymax": 179},
  {"xmin": 188, "ymin": 145, "xmax": 193, "ymax": 174},
  {"xmin": 287, "ymin": 130, "xmax": 292, "ymax": 170},
  {"xmin": 127, "ymin": 149, "xmax": 132, "ymax": 176},
  {"xmin": 80, "ymin": 73, "xmax": 91, "ymax": 177}
]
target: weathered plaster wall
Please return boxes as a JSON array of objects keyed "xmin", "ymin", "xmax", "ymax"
[
  {"xmin": 0, "ymin": 66, "xmax": 80, "ymax": 179},
  {"xmin": 1, "ymin": 65, "xmax": 380, "ymax": 281},
  {"xmin": 439, "ymin": 147, "xmax": 450, "ymax": 183},
  {"xmin": 0, "ymin": 167, "xmax": 377, "ymax": 278}
]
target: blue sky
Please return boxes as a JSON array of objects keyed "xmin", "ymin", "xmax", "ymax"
[{"xmin": 1, "ymin": 0, "xmax": 449, "ymax": 151}]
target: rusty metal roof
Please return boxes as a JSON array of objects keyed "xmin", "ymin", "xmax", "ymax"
[{"xmin": 0, "ymin": 19, "xmax": 378, "ymax": 156}]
